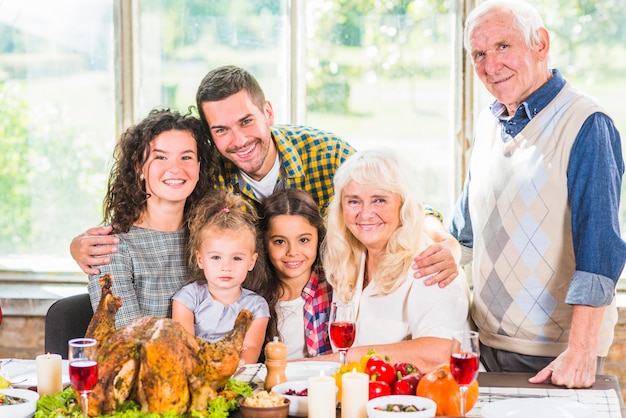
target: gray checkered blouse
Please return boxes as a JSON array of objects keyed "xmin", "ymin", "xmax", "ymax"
[{"xmin": 87, "ymin": 226, "xmax": 188, "ymax": 328}]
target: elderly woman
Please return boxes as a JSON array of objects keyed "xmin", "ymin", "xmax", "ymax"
[{"xmin": 320, "ymin": 148, "xmax": 469, "ymax": 373}]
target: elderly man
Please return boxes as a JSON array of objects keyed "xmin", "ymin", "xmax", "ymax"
[{"xmin": 451, "ymin": 0, "xmax": 625, "ymax": 388}]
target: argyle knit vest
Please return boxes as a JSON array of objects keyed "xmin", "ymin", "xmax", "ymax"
[{"xmin": 469, "ymin": 82, "xmax": 616, "ymax": 357}]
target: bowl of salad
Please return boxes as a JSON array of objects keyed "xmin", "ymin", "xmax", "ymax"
[{"xmin": 0, "ymin": 388, "xmax": 39, "ymax": 418}]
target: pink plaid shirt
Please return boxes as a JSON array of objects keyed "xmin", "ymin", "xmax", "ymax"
[{"xmin": 302, "ymin": 268, "xmax": 333, "ymax": 357}]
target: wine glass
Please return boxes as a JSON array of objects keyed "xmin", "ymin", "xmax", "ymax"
[
  {"xmin": 450, "ymin": 330, "xmax": 480, "ymax": 417},
  {"xmin": 68, "ymin": 338, "xmax": 98, "ymax": 418},
  {"xmin": 329, "ymin": 301, "xmax": 356, "ymax": 366}
]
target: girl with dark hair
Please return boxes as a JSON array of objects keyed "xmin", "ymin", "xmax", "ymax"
[{"xmin": 252, "ymin": 188, "xmax": 333, "ymax": 359}]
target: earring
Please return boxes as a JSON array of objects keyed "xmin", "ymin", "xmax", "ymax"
[{"xmin": 139, "ymin": 173, "xmax": 144, "ymax": 181}]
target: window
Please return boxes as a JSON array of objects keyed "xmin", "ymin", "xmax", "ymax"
[
  {"xmin": 0, "ymin": 0, "xmax": 624, "ymax": 280},
  {"xmin": 0, "ymin": 0, "xmax": 114, "ymax": 275}
]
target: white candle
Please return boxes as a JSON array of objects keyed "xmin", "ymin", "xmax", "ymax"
[
  {"xmin": 308, "ymin": 370, "xmax": 337, "ymax": 418},
  {"xmin": 341, "ymin": 370, "xmax": 369, "ymax": 418},
  {"xmin": 36, "ymin": 353, "xmax": 63, "ymax": 396}
]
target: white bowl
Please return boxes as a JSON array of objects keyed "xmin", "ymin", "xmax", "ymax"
[
  {"xmin": 0, "ymin": 388, "xmax": 39, "ymax": 418},
  {"xmin": 366, "ymin": 395, "xmax": 436, "ymax": 418},
  {"xmin": 270, "ymin": 380, "xmax": 309, "ymax": 417}
]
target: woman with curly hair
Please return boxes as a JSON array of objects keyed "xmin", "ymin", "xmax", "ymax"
[{"xmin": 87, "ymin": 108, "xmax": 216, "ymax": 328}]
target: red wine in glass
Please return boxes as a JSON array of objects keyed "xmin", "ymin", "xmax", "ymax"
[
  {"xmin": 69, "ymin": 359, "xmax": 99, "ymax": 392},
  {"xmin": 329, "ymin": 321, "xmax": 356, "ymax": 349},
  {"xmin": 329, "ymin": 302, "xmax": 356, "ymax": 365},
  {"xmin": 450, "ymin": 330, "xmax": 480, "ymax": 417},
  {"xmin": 450, "ymin": 352, "xmax": 479, "ymax": 385},
  {"xmin": 69, "ymin": 338, "xmax": 98, "ymax": 418}
]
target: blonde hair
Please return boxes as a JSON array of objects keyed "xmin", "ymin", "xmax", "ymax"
[
  {"xmin": 186, "ymin": 191, "xmax": 262, "ymax": 284},
  {"xmin": 322, "ymin": 148, "xmax": 425, "ymax": 301}
]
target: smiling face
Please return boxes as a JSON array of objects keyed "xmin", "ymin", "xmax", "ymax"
[
  {"xmin": 265, "ymin": 214, "xmax": 319, "ymax": 287},
  {"xmin": 341, "ymin": 181, "xmax": 403, "ymax": 255},
  {"xmin": 201, "ymin": 89, "xmax": 277, "ymax": 181},
  {"xmin": 141, "ymin": 129, "xmax": 200, "ymax": 205},
  {"xmin": 196, "ymin": 228, "xmax": 258, "ymax": 292},
  {"xmin": 468, "ymin": 8, "xmax": 550, "ymax": 115}
]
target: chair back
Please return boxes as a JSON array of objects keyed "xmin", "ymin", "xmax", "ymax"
[{"xmin": 44, "ymin": 293, "xmax": 93, "ymax": 358}]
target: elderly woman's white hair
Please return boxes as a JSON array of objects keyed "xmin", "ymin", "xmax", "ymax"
[
  {"xmin": 464, "ymin": 0, "xmax": 546, "ymax": 52},
  {"xmin": 322, "ymin": 147, "xmax": 425, "ymax": 301}
]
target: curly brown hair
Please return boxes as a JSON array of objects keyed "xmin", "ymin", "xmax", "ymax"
[
  {"xmin": 186, "ymin": 191, "xmax": 272, "ymax": 287},
  {"xmin": 102, "ymin": 108, "xmax": 216, "ymax": 233}
]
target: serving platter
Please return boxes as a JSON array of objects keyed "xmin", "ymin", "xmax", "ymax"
[
  {"xmin": 256, "ymin": 361, "xmax": 340, "ymax": 382},
  {"xmin": 0, "ymin": 359, "xmax": 70, "ymax": 390}
]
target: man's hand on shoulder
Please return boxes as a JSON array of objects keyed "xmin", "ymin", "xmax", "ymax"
[
  {"xmin": 412, "ymin": 243, "xmax": 458, "ymax": 287},
  {"xmin": 70, "ymin": 225, "xmax": 119, "ymax": 275},
  {"xmin": 413, "ymin": 215, "xmax": 461, "ymax": 287}
]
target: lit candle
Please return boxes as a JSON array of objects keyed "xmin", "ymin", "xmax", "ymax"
[
  {"xmin": 308, "ymin": 370, "xmax": 337, "ymax": 418},
  {"xmin": 341, "ymin": 370, "xmax": 369, "ymax": 418},
  {"xmin": 36, "ymin": 353, "xmax": 63, "ymax": 396}
]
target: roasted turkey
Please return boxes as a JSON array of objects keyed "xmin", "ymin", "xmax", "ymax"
[{"xmin": 83, "ymin": 274, "xmax": 253, "ymax": 416}]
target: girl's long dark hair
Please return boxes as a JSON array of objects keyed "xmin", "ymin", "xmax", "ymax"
[{"xmin": 253, "ymin": 188, "xmax": 326, "ymax": 346}]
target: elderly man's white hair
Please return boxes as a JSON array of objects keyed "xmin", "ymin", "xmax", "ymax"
[{"xmin": 464, "ymin": 0, "xmax": 546, "ymax": 52}]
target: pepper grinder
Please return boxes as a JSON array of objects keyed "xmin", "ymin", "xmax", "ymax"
[{"xmin": 264, "ymin": 336, "xmax": 287, "ymax": 390}]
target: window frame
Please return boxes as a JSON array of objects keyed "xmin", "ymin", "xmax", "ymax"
[{"xmin": 0, "ymin": 0, "xmax": 623, "ymax": 287}]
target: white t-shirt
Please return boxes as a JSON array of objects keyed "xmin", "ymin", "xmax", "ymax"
[
  {"xmin": 276, "ymin": 297, "xmax": 307, "ymax": 360},
  {"xmin": 350, "ymin": 237, "xmax": 470, "ymax": 347},
  {"xmin": 240, "ymin": 153, "xmax": 281, "ymax": 200}
]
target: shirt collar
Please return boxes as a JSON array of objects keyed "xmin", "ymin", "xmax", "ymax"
[{"xmin": 490, "ymin": 68, "xmax": 565, "ymax": 122}]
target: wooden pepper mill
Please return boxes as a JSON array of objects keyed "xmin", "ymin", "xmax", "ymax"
[{"xmin": 264, "ymin": 336, "xmax": 287, "ymax": 390}]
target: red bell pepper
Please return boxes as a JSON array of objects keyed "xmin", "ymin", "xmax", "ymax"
[
  {"xmin": 365, "ymin": 355, "xmax": 396, "ymax": 386},
  {"xmin": 368, "ymin": 379, "xmax": 392, "ymax": 400},
  {"xmin": 393, "ymin": 361, "xmax": 420, "ymax": 377},
  {"xmin": 391, "ymin": 372, "xmax": 422, "ymax": 395}
]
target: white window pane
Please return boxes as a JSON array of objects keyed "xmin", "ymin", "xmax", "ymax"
[
  {"xmin": 0, "ymin": 0, "xmax": 114, "ymax": 273},
  {"xmin": 134, "ymin": 1, "xmax": 291, "ymax": 122},
  {"xmin": 305, "ymin": 1, "xmax": 456, "ymax": 219}
]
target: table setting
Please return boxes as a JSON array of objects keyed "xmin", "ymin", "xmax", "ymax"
[{"xmin": 1, "ymin": 357, "xmax": 625, "ymax": 417}]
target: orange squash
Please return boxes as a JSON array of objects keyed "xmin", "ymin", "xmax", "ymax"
[{"xmin": 416, "ymin": 363, "xmax": 479, "ymax": 416}]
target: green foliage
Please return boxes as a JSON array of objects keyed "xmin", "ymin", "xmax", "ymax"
[
  {"xmin": 0, "ymin": 83, "xmax": 32, "ymax": 251},
  {"xmin": 0, "ymin": 83, "xmax": 107, "ymax": 257}
]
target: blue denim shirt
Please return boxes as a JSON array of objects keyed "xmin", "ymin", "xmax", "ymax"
[{"xmin": 450, "ymin": 69, "xmax": 626, "ymax": 306}]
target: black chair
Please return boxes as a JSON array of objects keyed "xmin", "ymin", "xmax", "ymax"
[{"xmin": 44, "ymin": 293, "xmax": 94, "ymax": 359}]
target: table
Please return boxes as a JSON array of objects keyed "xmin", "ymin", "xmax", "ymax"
[
  {"xmin": 472, "ymin": 372, "xmax": 625, "ymax": 418},
  {"xmin": 2, "ymin": 359, "xmax": 624, "ymax": 417},
  {"xmin": 231, "ymin": 365, "xmax": 626, "ymax": 417}
]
